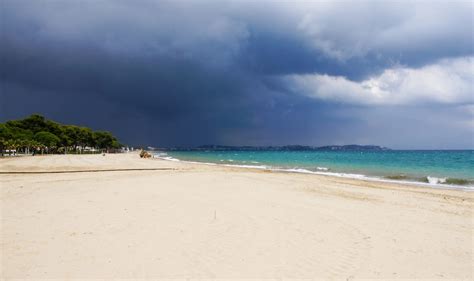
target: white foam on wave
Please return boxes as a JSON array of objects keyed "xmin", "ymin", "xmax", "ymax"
[
  {"xmin": 279, "ymin": 168, "xmax": 368, "ymax": 180},
  {"xmin": 281, "ymin": 168, "xmax": 473, "ymax": 190},
  {"xmin": 161, "ymin": 156, "xmax": 180, "ymax": 162},
  {"xmin": 427, "ymin": 176, "xmax": 446, "ymax": 184},
  {"xmin": 283, "ymin": 168, "xmax": 314, "ymax": 174},
  {"xmin": 223, "ymin": 164, "xmax": 268, "ymax": 169}
]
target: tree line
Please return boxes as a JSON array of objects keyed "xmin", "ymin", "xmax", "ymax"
[{"xmin": 0, "ymin": 114, "xmax": 122, "ymax": 155}]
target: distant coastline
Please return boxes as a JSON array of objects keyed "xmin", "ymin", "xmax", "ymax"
[{"xmin": 152, "ymin": 144, "xmax": 391, "ymax": 152}]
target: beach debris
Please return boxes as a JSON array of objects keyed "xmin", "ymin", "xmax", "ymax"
[{"xmin": 139, "ymin": 150, "xmax": 152, "ymax": 158}]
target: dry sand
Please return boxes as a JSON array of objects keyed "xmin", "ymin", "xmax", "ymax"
[{"xmin": 1, "ymin": 153, "xmax": 473, "ymax": 279}]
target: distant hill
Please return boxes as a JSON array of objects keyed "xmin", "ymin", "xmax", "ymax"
[
  {"xmin": 163, "ymin": 144, "xmax": 390, "ymax": 151},
  {"xmin": 315, "ymin": 145, "xmax": 390, "ymax": 151}
]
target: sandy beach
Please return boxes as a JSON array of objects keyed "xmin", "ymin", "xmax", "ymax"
[{"xmin": 1, "ymin": 153, "xmax": 472, "ymax": 279}]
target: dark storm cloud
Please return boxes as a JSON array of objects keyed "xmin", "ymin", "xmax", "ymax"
[{"xmin": 1, "ymin": 0, "xmax": 473, "ymax": 148}]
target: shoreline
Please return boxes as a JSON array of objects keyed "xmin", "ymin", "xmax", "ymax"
[
  {"xmin": 152, "ymin": 153, "xmax": 474, "ymax": 192},
  {"xmin": 3, "ymin": 152, "xmax": 473, "ymax": 191}
]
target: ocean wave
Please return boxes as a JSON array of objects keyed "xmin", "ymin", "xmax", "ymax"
[
  {"xmin": 272, "ymin": 167, "xmax": 368, "ymax": 180},
  {"xmin": 284, "ymin": 168, "xmax": 314, "ymax": 174},
  {"xmin": 444, "ymin": 178, "xmax": 471, "ymax": 185},
  {"xmin": 426, "ymin": 176, "xmax": 446, "ymax": 184},
  {"xmin": 153, "ymin": 153, "xmax": 474, "ymax": 191},
  {"xmin": 223, "ymin": 164, "xmax": 268, "ymax": 169},
  {"xmin": 160, "ymin": 156, "xmax": 180, "ymax": 162},
  {"xmin": 278, "ymin": 168, "xmax": 473, "ymax": 190}
]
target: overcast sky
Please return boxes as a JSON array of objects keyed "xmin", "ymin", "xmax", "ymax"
[{"xmin": 1, "ymin": 0, "xmax": 473, "ymax": 148}]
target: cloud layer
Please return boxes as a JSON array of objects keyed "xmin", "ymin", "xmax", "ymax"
[
  {"xmin": 284, "ymin": 56, "xmax": 473, "ymax": 105},
  {"xmin": 1, "ymin": 0, "xmax": 473, "ymax": 148}
]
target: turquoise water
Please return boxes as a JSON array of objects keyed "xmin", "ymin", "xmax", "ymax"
[{"xmin": 159, "ymin": 150, "xmax": 474, "ymax": 187}]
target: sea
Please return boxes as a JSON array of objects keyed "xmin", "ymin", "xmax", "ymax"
[{"xmin": 154, "ymin": 150, "xmax": 474, "ymax": 190}]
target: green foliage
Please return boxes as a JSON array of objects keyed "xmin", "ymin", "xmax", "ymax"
[
  {"xmin": 7, "ymin": 114, "xmax": 48, "ymax": 134},
  {"xmin": 0, "ymin": 114, "xmax": 123, "ymax": 154},
  {"xmin": 0, "ymin": 123, "xmax": 34, "ymax": 141},
  {"xmin": 34, "ymin": 131, "xmax": 61, "ymax": 147},
  {"xmin": 93, "ymin": 131, "xmax": 120, "ymax": 149}
]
